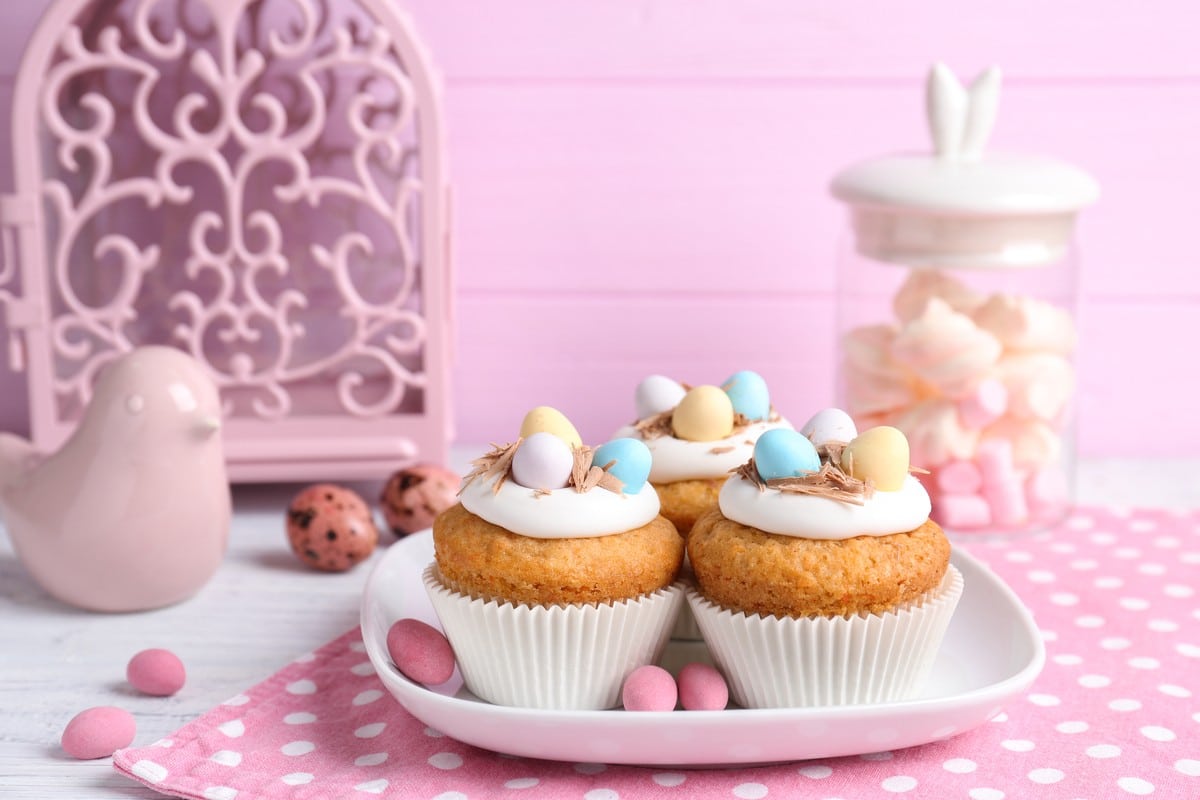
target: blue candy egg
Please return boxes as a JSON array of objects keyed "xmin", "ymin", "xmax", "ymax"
[
  {"xmin": 592, "ymin": 438, "xmax": 653, "ymax": 494},
  {"xmin": 722, "ymin": 370, "xmax": 770, "ymax": 421},
  {"xmin": 753, "ymin": 428, "xmax": 820, "ymax": 481}
]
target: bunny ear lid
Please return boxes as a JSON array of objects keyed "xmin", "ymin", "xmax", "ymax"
[{"xmin": 926, "ymin": 62, "xmax": 1001, "ymax": 161}]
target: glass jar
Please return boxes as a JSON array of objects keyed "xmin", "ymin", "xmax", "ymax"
[{"xmin": 829, "ymin": 64, "xmax": 1098, "ymax": 535}]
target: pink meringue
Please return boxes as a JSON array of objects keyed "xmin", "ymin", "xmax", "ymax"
[
  {"xmin": 893, "ymin": 399, "xmax": 979, "ymax": 468},
  {"xmin": 972, "ymin": 294, "xmax": 1076, "ymax": 355},
  {"xmin": 994, "ymin": 353, "xmax": 1075, "ymax": 422},
  {"xmin": 893, "ymin": 269, "xmax": 985, "ymax": 323},
  {"xmin": 982, "ymin": 417, "xmax": 1060, "ymax": 469},
  {"xmin": 891, "ymin": 299, "xmax": 1002, "ymax": 396},
  {"xmin": 842, "ymin": 325, "xmax": 918, "ymax": 416}
]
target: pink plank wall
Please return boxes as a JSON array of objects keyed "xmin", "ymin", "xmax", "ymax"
[{"xmin": 0, "ymin": 1, "xmax": 1197, "ymax": 457}]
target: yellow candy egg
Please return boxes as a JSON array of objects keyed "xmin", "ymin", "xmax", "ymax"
[
  {"xmin": 840, "ymin": 426, "xmax": 910, "ymax": 491},
  {"xmin": 519, "ymin": 406, "xmax": 583, "ymax": 448},
  {"xmin": 671, "ymin": 385, "xmax": 735, "ymax": 442}
]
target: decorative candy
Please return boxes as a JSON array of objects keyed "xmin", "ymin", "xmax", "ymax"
[
  {"xmin": 975, "ymin": 438, "xmax": 1016, "ymax": 483},
  {"xmin": 61, "ymin": 706, "xmax": 136, "ymax": 760},
  {"xmin": 1026, "ymin": 466, "xmax": 1069, "ymax": 519},
  {"xmin": 935, "ymin": 493, "xmax": 992, "ymax": 529},
  {"xmin": 380, "ymin": 464, "xmax": 460, "ymax": 536},
  {"xmin": 799, "ymin": 408, "xmax": 858, "ymax": 446},
  {"xmin": 891, "ymin": 299, "xmax": 1002, "ymax": 396},
  {"xmin": 972, "ymin": 293, "xmax": 1076, "ymax": 355},
  {"xmin": 387, "ymin": 619, "xmax": 456, "ymax": 686},
  {"xmin": 519, "ymin": 406, "xmax": 582, "ymax": 449},
  {"xmin": 893, "ymin": 268, "xmax": 984, "ymax": 323},
  {"xmin": 671, "ymin": 385, "xmax": 735, "ymax": 442},
  {"xmin": 721, "ymin": 370, "xmax": 770, "ymax": 421},
  {"xmin": 591, "ymin": 437, "xmax": 653, "ymax": 494},
  {"xmin": 982, "ymin": 418, "xmax": 1059, "ymax": 468},
  {"xmin": 286, "ymin": 484, "xmax": 379, "ymax": 572},
  {"xmin": 893, "ymin": 400, "xmax": 978, "ymax": 468},
  {"xmin": 677, "ymin": 663, "xmax": 728, "ymax": 711},
  {"xmin": 753, "ymin": 428, "xmax": 821, "ymax": 481},
  {"xmin": 841, "ymin": 426, "xmax": 910, "ymax": 491},
  {"xmin": 621, "ymin": 665, "xmax": 677, "ymax": 711},
  {"xmin": 126, "ymin": 648, "xmax": 186, "ymax": 696},
  {"xmin": 511, "ymin": 432, "xmax": 574, "ymax": 491},
  {"xmin": 956, "ymin": 378, "xmax": 1008, "ymax": 429},
  {"xmin": 635, "ymin": 375, "xmax": 687, "ymax": 420},
  {"xmin": 936, "ymin": 460, "xmax": 983, "ymax": 495},
  {"xmin": 983, "ymin": 471, "xmax": 1029, "ymax": 527},
  {"xmin": 995, "ymin": 353, "xmax": 1074, "ymax": 422}
]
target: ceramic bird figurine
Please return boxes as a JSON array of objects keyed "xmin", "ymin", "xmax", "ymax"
[{"xmin": 0, "ymin": 346, "xmax": 231, "ymax": 611}]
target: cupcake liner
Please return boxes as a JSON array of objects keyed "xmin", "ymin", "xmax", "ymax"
[
  {"xmin": 669, "ymin": 557, "xmax": 704, "ymax": 640},
  {"xmin": 424, "ymin": 565, "xmax": 684, "ymax": 710},
  {"xmin": 687, "ymin": 566, "xmax": 963, "ymax": 708}
]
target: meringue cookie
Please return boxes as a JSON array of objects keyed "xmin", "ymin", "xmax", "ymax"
[
  {"xmin": 982, "ymin": 417, "xmax": 1061, "ymax": 469},
  {"xmin": 891, "ymin": 299, "xmax": 1002, "ymax": 396},
  {"xmin": 972, "ymin": 294, "xmax": 1076, "ymax": 355},
  {"xmin": 994, "ymin": 353, "xmax": 1075, "ymax": 422},
  {"xmin": 893, "ymin": 398, "xmax": 979, "ymax": 468},
  {"xmin": 842, "ymin": 324, "xmax": 918, "ymax": 416},
  {"xmin": 893, "ymin": 269, "xmax": 985, "ymax": 323}
]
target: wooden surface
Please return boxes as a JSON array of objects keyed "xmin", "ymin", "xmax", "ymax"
[{"xmin": 1, "ymin": 453, "xmax": 1198, "ymax": 798}]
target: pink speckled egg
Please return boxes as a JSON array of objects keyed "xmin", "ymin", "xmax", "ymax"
[
  {"xmin": 387, "ymin": 619, "xmax": 456, "ymax": 685},
  {"xmin": 61, "ymin": 706, "xmax": 136, "ymax": 759},
  {"xmin": 622, "ymin": 665, "xmax": 678, "ymax": 711},
  {"xmin": 286, "ymin": 484, "xmax": 379, "ymax": 572},
  {"xmin": 127, "ymin": 648, "xmax": 186, "ymax": 696},
  {"xmin": 380, "ymin": 464, "xmax": 460, "ymax": 536},
  {"xmin": 678, "ymin": 662, "xmax": 728, "ymax": 711}
]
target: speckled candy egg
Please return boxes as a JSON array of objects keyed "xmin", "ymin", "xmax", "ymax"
[
  {"xmin": 381, "ymin": 464, "xmax": 460, "ymax": 536},
  {"xmin": 519, "ymin": 406, "xmax": 583, "ymax": 448},
  {"xmin": 722, "ymin": 370, "xmax": 771, "ymax": 421},
  {"xmin": 671, "ymin": 385, "xmax": 735, "ymax": 442},
  {"xmin": 635, "ymin": 375, "xmax": 687, "ymax": 419},
  {"xmin": 841, "ymin": 426, "xmax": 910, "ymax": 491},
  {"xmin": 511, "ymin": 432, "xmax": 574, "ymax": 490},
  {"xmin": 286, "ymin": 484, "xmax": 379, "ymax": 571}
]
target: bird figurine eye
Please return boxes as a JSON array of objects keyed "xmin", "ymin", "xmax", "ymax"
[{"xmin": 125, "ymin": 394, "xmax": 145, "ymax": 414}]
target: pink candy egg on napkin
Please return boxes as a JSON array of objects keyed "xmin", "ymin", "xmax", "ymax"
[
  {"xmin": 387, "ymin": 619, "xmax": 455, "ymax": 686},
  {"xmin": 622, "ymin": 665, "xmax": 677, "ymax": 711},
  {"xmin": 61, "ymin": 706, "xmax": 136, "ymax": 760},
  {"xmin": 127, "ymin": 648, "xmax": 186, "ymax": 696}
]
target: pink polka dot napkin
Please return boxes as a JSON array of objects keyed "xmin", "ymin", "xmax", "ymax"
[{"xmin": 114, "ymin": 507, "xmax": 1199, "ymax": 799}]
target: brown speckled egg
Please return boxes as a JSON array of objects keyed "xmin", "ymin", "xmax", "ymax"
[
  {"xmin": 380, "ymin": 464, "xmax": 460, "ymax": 536},
  {"xmin": 286, "ymin": 484, "xmax": 379, "ymax": 572}
]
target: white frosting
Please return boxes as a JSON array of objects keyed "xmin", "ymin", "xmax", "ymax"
[
  {"xmin": 718, "ymin": 473, "xmax": 931, "ymax": 539},
  {"xmin": 615, "ymin": 419, "xmax": 791, "ymax": 483},
  {"xmin": 460, "ymin": 473, "xmax": 660, "ymax": 539}
]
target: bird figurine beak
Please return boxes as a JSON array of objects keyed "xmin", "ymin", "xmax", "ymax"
[{"xmin": 195, "ymin": 415, "xmax": 222, "ymax": 439}]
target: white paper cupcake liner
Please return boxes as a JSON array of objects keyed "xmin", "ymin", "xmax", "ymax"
[
  {"xmin": 688, "ymin": 565, "xmax": 963, "ymax": 708},
  {"xmin": 669, "ymin": 557, "xmax": 704, "ymax": 641},
  {"xmin": 424, "ymin": 564, "xmax": 684, "ymax": 710}
]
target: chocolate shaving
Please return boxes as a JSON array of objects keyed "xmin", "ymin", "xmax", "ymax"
[
  {"xmin": 633, "ymin": 410, "xmax": 674, "ymax": 440},
  {"xmin": 733, "ymin": 438, "xmax": 928, "ymax": 506},
  {"xmin": 569, "ymin": 445, "xmax": 594, "ymax": 491},
  {"xmin": 709, "ymin": 445, "xmax": 735, "ymax": 455},
  {"xmin": 466, "ymin": 439, "xmax": 629, "ymax": 497},
  {"xmin": 460, "ymin": 440, "xmax": 522, "ymax": 495}
]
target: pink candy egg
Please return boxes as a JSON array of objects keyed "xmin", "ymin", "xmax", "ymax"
[
  {"xmin": 61, "ymin": 706, "xmax": 136, "ymax": 760},
  {"xmin": 678, "ymin": 662, "xmax": 729, "ymax": 711},
  {"xmin": 621, "ymin": 665, "xmax": 677, "ymax": 711},
  {"xmin": 127, "ymin": 648, "xmax": 186, "ymax": 696},
  {"xmin": 387, "ymin": 619, "xmax": 456, "ymax": 685}
]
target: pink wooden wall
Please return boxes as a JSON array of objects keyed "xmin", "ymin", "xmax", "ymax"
[{"xmin": 0, "ymin": 1, "xmax": 1196, "ymax": 457}]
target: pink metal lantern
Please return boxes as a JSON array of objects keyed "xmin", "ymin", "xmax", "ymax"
[{"xmin": 0, "ymin": 0, "xmax": 452, "ymax": 481}]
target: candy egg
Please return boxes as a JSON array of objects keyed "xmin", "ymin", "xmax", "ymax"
[
  {"xmin": 592, "ymin": 437, "xmax": 653, "ymax": 494},
  {"xmin": 127, "ymin": 648, "xmax": 186, "ymax": 696},
  {"xmin": 387, "ymin": 619, "xmax": 456, "ymax": 685},
  {"xmin": 519, "ymin": 406, "xmax": 582, "ymax": 448},
  {"xmin": 61, "ymin": 706, "xmax": 136, "ymax": 760},
  {"xmin": 800, "ymin": 408, "xmax": 858, "ymax": 447},
  {"xmin": 511, "ymin": 432, "xmax": 574, "ymax": 490},
  {"xmin": 286, "ymin": 484, "xmax": 380, "ymax": 572},
  {"xmin": 635, "ymin": 374, "xmax": 687, "ymax": 419},
  {"xmin": 840, "ymin": 426, "xmax": 910, "ymax": 491},
  {"xmin": 622, "ymin": 665, "xmax": 678, "ymax": 711},
  {"xmin": 380, "ymin": 464, "xmax": 460, "ymax": 536},
  {"xmin": 671, "ymin": 385, "xmax": 735, "ymax": 442},
  {"xmin": 678, "ymin": 662, "xmax": 729, "ymax": 711},
  {"xmin": 722, "ymin": 370, "xmax": 770, "ymax": 421},
  {"xmin": 753, "ymin": 428, "xmax": 821, "ymax": 481}
]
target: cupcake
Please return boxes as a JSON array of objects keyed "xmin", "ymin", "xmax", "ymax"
[
  {"xmin": 615, "ymin": 371, "xmax": 791, "ymax": 537},
  {"xmin": 687, "ymin": 408, "xmax": 963, "ymax": 708},
  {"xmin": 426, "ymin": 406, "xmax": 685, "ymax": 710}
]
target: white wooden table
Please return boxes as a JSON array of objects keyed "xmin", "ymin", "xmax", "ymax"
[{"xmin": 1, "ymin": 455, "xmax": 1197, "ymax": 798}]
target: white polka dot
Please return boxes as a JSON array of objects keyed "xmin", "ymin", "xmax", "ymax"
[
  {"xmin": 1028, "ymin": 694, "xmax": 1060, "ymax": 707},
  {"xmin": 1129, "ymin": 657, "xmax": 1160, "ymax": 670},
  {"xmin": 1087, "ymin": 744, "xmax": 1121, "ymax": 759},
  {"xmin": 424, "ymin": 726, "xmax": 444, "ymax": 738},
  {"xmin": 1115, "ymin": 547, "xmax": 1142, "ymax": 559},
  {"xmin": 653, "ymin": 773, "xmax": 687, "ymax": 787},
  {"xmin": 1078, "ymin": 674, "xmax": 1111, "ymax": 688},
  {"xmin": 1056, "ymin": 721, "xmax": 1088, "ymax": 734},
  {"xmin": 131, "ymin": 761, "xmax": 168, "ymax": 783},
  {"xmin": 1002, "ymin": 739, "xmax": 1035, "ymax": 752},
  {"xmin": 202, "ymin": 788, "xmax": 237, "ymax": 800},
  {"xmin": 1076, "ymin": 615, "xmax": 1105, "ymax": 628},
  {"xmin": 1159, "ymin": 684, "xmax": 1191, "ymax": 698},
  {"xmin": 1049, "ymin": 542, "xmax": 1076, "ymax": 554},
  {"xmin": 1141, "ymin": 725, "xmax": 1176, "ymax": 742},
  {"xmin": 1005, "ymin": 551, "xmax": 1033, "ymax": 563},
  {"xmin": 286, "ymin": 680, "xmax": 316, "ymax": 695},
  {"xmin": 1050, "ymin": 592, "xmax": 1079, "ymax": 606},
  {"xmin": 428, "ymin": 752, "xmax": 463, "ymax": 770},
  {"xmin": 733, "ymin": 783, "xmax": 768, "ymax": 799},
  {"xmin": 1165, "ymin": 584, "xmax": 1195, "ymax": 598},
  {"xmin": 575, "ymin": 762, "xmax": 607, "ymax": 775},
  {"xmin": 1027, "ymin": 768, "xmax": 1064, "ymax": 784},
  {"xmin": 584, "ymin": 791, "xmax": 618, "ymax": 800},
  {"xmin": 1090, "ymin": 531, "xmax": 1116, "ymax": 544},
  {"xmin": 1117, "ymin": 777, "xmax": 1155, "ymax": 796},
  {"xmin": 1110, "ymin": 698, "xmax": 1143, "ymax": 712},
  {"xmin": 293, "ymin": 652, "xmax": 316, "ymax": 663},
  {"xmin": 1040, "ymin": 630, "xmax": 1058, "ymax": 642},
  {"xmin": 1120, "ymin": 597, "xmax": 1150, "ymax": 611},
  {"xmin": 431, "ymin": 794, "xmax": 467, "ymax": 800},
  {"xmin": 280, "ymin": 773, "xmax": 313, "ymax": 786},
  {"xmin": 968, "ymin": 790, "xmax": 1005, "ymax": 800},
  {"xmin": 283, "ymin": 712, "xmax": 316, "ymax": 725},
  {"xmin": 1138, "ymin": 563, "xmax": 1167, "ymax": 576},
  {"xmin": 990, "ymin": 712, "xmax": 1008, "ymax": 723},
  {"xmin": 1053, "ymin": 654, "xmax": 1082, "ymax": 666},
  {"xmin": 1176, "ymin": 643, "xmax": 1200, "ymax": 658},
  {"xmin": 1067, "ymin": 515, "xmax": 1094, "ymax": 530},
  {"xmin": 1154, "ymin": 535, "xmax": 1181, "ymax": 548},
  {"xmin": 1130, "ymin": 519, "xmax": 1157, "ymax": 532},
  {"xmin": 1101, "ymin": 637, "xmax": 1132, "ymax": 650},
  {"xmin": 505, "ymin": 778, "xmax": 539, "ymax": 789},
  {"xmin": 349, "ymin": 640, "xmax": 367, "ymax": 652},
  {"xmin": 1095, "ymin": 576, "xmax": 1124, "ymax": 589},
  {"xmin": 280, "ymin": 741, "xmax": 314, "ymax": 756},
  {"xmin": 209, "ymin": 750, "xmax": 242, "ymax": 767},
  {"xmin": 944, "ymin": 759, "xmax": 977, "ymax": 774},
  {"xmin": 353, "ymin": 690, "xmax": 383, "ymax": 706},
  {"xmin": 217, "ymin": 720, "xmax": 245, "ymax": 738},
  {"xmin": 354, "ymin": 779, "xmax": 388, "ymax": 794},
  {"xmin": 798, "ymin": 765, "xmax": 832, "ymax": 779},
  {"xmin": 1027, "ymin": 569, "xmax": 1055, "ymax": 583},
  {"xmin": 1149, "ymin": 618, "xmax": 1179, "ymax": 633},
  {"xmin": 350, "ymin": 662, "xmax": 375, "ymax": 676},
  {"xmin": 1069, "ymin": 559, "xmax": 1098, "ymax": 571},
  {"xmin": 355, "ymin": 752, "xmax": 388, "ymax": 767},
  {"xmin": 1176, "ymin": 759, "xmax": 1200, "ymax": 776},
  {"xmin": 860, "ymin": 751, "xmax": 894, "ymax": 761},
  {"xmin": 354, "ymin": 723, "xmax": 386, "ymax": 738},
  {"xmin": 221, "ymin": 695, "xmax": 250, "ymax": 706},
  {"xmin": 881, "ymin": 776, "xmax": 917, "ymax": 793},
  {"xmin": 1181, "ymin": 552, "xmax": 1200, "ymax": 565}
]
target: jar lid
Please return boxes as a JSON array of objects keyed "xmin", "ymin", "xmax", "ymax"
[{"xmin": 829, "ymin": 64, "xmax": 1100, "ymax": 268}]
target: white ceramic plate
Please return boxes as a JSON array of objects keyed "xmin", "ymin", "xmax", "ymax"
[{"xmin": 360, "ymin": 531, "xmax": 1044, "ymax": 766}]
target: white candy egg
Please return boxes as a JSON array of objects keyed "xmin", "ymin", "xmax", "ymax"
[
  {"xmin": 635, "ymin": 375, "xmax": 687, "ymax": 420},
  {"xmin": 511, "ymin": 432, "xmax": 574, "ymax": 491},
  {"xmin": 800, "ymin": 408, "xmax": 858, "ymax": 447}
]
